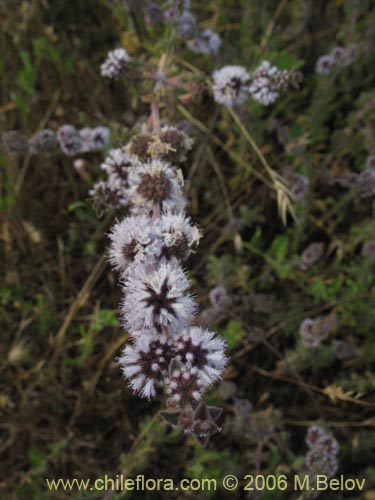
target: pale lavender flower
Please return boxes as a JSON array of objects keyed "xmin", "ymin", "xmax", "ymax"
[
  {"xmin": 121, "ymin": 261, "xmax": 196, "ymax": 334},
  {"xmin": 29, "ymin": 129, "xmax": 57, "ymax": 153},
  {"xmin": 1, "ymin": 131, "xmax": 29, "ymax": 154},
  {"xmin": 305, "ymin": 425, "xmax": 339, "ymax": 476},
  {"xmin": 166, "ymin": 363, "xmax": 203, "ymax": 403},
  {"xmin": 118, "ymin": 333, "xmax": 174, "ymax": 399},
  {"xmin": 100, "ymin": 48, "xmax": 130, "ymax": 79},
  {"xmin": 209, "ymin": 286, "xmax": 230, "ymax": 309},
  {"xmin": 157, "ymin": 211, "xmax": 201, "ymax": 261},
  {"xmin": 108, "ymin": 215, "xmax": 160, "ymax": 273},
  {"xmin": 300, "ymin": 314, "xmax": 337, "ymax": 347},
  {"xmin": 187, "ymin": 29, "xmax": 221, "ymax": 55},
  {"xmin": 57, "ymin": 125, "xmax": 83, "ymax": 156},
  {"xmin": 178, "ymin": 10, "xmax": 197, "ymax": 39},
  {"xmin": 127, "ymin": 159, "xmax": 187, "ymax": 214},
  {"xmin": 89, "ymin": 178, "xmax": 128, "ymax": 210},
  {"xmin": 315, "ymin": 54, "xmax": 334, "ymax": 75},
  {"xmin": 79, "ymin": 126, "xmax": 110, "ymax": 152},
  {"xmin": 174, "ymin": 327, "xmax": 227, "ymax": 387},
  {"xmin": 101, "ymin": 148, "xmax": 137, "ymax": 184},
  {"xmin": 212, "ymin": 65, "xmax": 250, "ymax": 107},
  {"xmin": 249, "ymin": 61, "xmax": 281, "ymax": 106}
]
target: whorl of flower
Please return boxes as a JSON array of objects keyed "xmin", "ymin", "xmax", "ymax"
[
  {"xmin": 304, "ymin": 425, "xmax": 339, "ymax": 486},
  {"xmin": 164, "ymin": 0, "xmax": 191, "ymax": 22},
  {"xmin": 29, "ymin": 129, "xmax": 58, "ymax": 153},
  {"xmin": 283, "ymin": 168, "xmax": 310, "ymax": 200},
  {"xmin": 174, "ymin": 327, "xmax": 227, "ymax": 387},
  {"xmin": 159, "ymin": 125, "xmax": 194, "ymax": 162},
  {"xmin": 315, "ymin": 45, "xmax": 360, "ymax": 76},
  {"xmin": 57, "ymin": 125, "xmax": 83, "ymax": 156},
  {"xmin": 89, "ymin": 178, "xmax": 128, "ymax": 211},
  {"xmin": 157, "ymin": 211, "xmax": 201, "ymax": 261},
  {"xmin": 79, "ymin": 126, "xmax": 110, "ymax": 152},
  {"xmin": 249, "ymin": 61, "xmax": 300, "ymax": 106},
  {"xmin": 118, "ymin": 333, "xmax": 174, "ymax": 399},
  {"xmin": 299, "ymin": 242, "xmax": 325, "ymax": 271},
  {"xmin": 315, "ymin": 54, "xmax": 334, "ymax": 75},
  {"xmin": 128, "ymin": 127, "xmax": 193, "ymax": 163},
  {"xmin": 108, "ymin": 215, "xmax": 160, "ymax": 273},
  {"xmin": 362, "ymin": 240, "xmax": 375, "ymax": 259},
  {"xmin": 1, "ymin": 131, "xmax": 29, "ymax": 154},
  {"xmin": 187, "ymin": 28, "xmax": 221, "ymax": 55},
  {"xmin": 212, "ymin": 65, "xmax": 250, "ymax": 107},
  {"xmin": 209, "ymin": 286, "xmax": 231, "ymax": 310},
  {"xmin": 299, "ymin": 313, "xmax": 337, "ymax": 348},
  {"xmin": 100, "ymin": 48, "xmax": 130, "ymax": 79},
  {"xmin": 101, "ymin": 148, "xmax": 137, "ymax": 184},
  {"xmin": 127, "ymin": 159, "xmax": 186, "ymax": 214},
  {"xmin": 121, "ymin": 261, "xmax": 196, "ymax": 334}
]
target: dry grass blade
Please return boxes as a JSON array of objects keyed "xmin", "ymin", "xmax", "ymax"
[{"xmin": 227, "ymin": 106, "xmax": 296, "ymax": 224}]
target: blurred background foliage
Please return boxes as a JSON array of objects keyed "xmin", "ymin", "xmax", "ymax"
[{"xmin": 1, "ymin": 0, "xmax": 374, "ymax": 499}]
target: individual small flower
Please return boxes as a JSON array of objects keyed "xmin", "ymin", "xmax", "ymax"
[
  {"xmin": 100, "ymin": 48, "xmax": 130, "ymax": 79},
  {"xmin": 212, "ymin": 65, "xmax": 250, "ymax": 107},
  {"xmin": 209, "ymin": 286, "xmax": 231, "ymax": 310},
  {"xmin": 1, "ymin": 131, "xmax": 29, "ymax": 154},
  {"xmin": 362, "ymin": 240, "xmax": 375, "ymax": 259},
  {"xmin": 121, "ymin": 261, "xmax": 196, "ymax": 334},
  {"xmin": 315, "ymin": 54, "xmax": 334, "ymax": 75},
  {"xmin": 29, "ymin": 129, "xmax": 58, "ymax": 153},
  {"xmin": 283, "ymin": 169, "xmax": 310, "ymax": 200},
  {"xmin": 127, "ymin": 159, "xmax": 187, "ymax": 214},
  {"xmin": 174, "ymin": 327, "xmax": 227, "ymax": 387},
  {"xmin": 157, "ymin": 211, "xmax": 201, "ymax": 261},
  {"xmin": 89, "ymin": 178, "xmax": 128, "ymax": 211},
  {"xmin": 108, "ymin": 215, "xmax": 159, "ymax": 273},
  {"xmin": 249, "ymin": 61, "xmax": 281, "ymax": 106},
  {"xmin": 57, "ymin": 125, "xmax": 83, "ymax": 156},
  {"xmin": 118, "ymin": 333, "xmax": 174, "ymax": 399},
  {"xmin": 299, "ymin": 242, "xmax": 325, "ymax": 271},
  {"xmin": 101, "ymin": 148, "xmax": 137, "ymax": 184},
  {"xmin": 187, "ymin": 28, "xmax": 221, "ymax": 55},
  {"xmin": 79, "ymin": 126, "xmax": 110, "ymax": 152}
]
